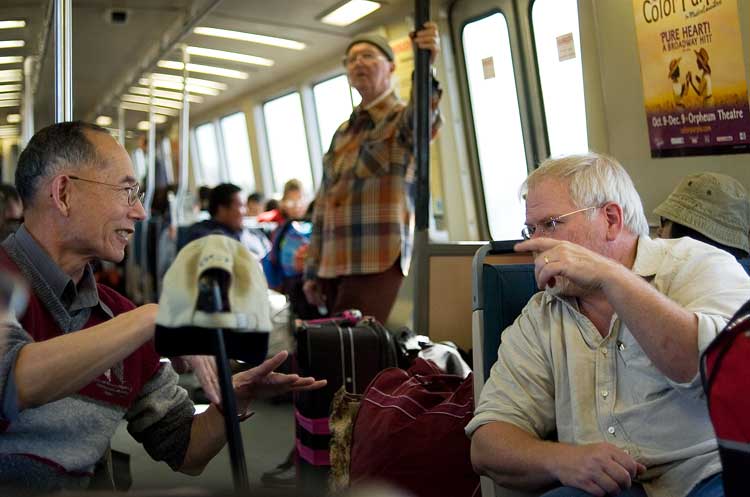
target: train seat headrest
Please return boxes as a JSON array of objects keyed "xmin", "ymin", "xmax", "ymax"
[{"xmin": 156, "ymin": 235, "xmax": 271, "ymax": 332}]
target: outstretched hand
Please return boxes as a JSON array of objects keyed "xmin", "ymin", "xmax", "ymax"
[{"xmin": 232, "ymin": 351, "xmax": 326, "ymax": 414}]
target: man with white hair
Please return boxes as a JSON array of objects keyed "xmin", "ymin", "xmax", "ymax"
[{"xmin": 467, "ymin": 153, "xmax": 750, "ymax": 497}]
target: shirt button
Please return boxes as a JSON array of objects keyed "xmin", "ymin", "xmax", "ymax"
[
  {"xmin": 601, "ymin": 390, "xmax": 609, "ymax": 398},
  {"xmin": 607, "ymin": 426, "xmax": 615, "ymax": 435},
  {"xmin": 600, "ymin": 347, "xmax": 608, "ymax": 356}
]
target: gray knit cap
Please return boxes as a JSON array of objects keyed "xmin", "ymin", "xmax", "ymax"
[
  {"xmin": 346, "ymin": 34, "xmax": 394, "ymax": 61},
  {"xmin": 654, "ymin": 172, "xmax": 750, "ymax": 252}
]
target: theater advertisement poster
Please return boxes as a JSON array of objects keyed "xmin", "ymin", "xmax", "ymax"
[{"xmin": 633, "ymin": 0, "xmax": 750, "ymax": 157}]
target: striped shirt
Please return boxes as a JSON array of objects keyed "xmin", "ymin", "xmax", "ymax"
[{"xmin": 305, "ymin": 82, "xmax": 441, "ymax": 280}]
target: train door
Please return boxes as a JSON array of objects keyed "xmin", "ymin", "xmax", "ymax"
[{"xmin": 450, "ymin": 0, "xmax": 590, "ymax": 241}]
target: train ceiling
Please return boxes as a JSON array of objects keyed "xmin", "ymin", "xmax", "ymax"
[{"xmin": 0, "ymin": 0, "xmax": 413, "ymax": 136}]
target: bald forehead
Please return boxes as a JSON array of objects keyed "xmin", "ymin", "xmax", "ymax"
[{"xmin": 81, "ymin": 130, "xmax": 135, "ymax": 181}]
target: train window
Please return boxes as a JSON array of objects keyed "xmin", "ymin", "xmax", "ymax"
[
  {"xmin": 532, "ymin": 0, "xmax": 588, "ymax": 156},
  {"xmin": 262, "ymin": 92, "xmax": 314, "ymax": 194},
  {"xmin": 313, "ymin": 74, "xmax": 356, "ymax": 154},
  {"xmin": 462, "ymin": 12, "xmax": 527, "ymax": 241},
  {"xmin": 195, "ymin": 122, "xmax": 223, "ymax": 187},
  {"xmin": 219, "ymin": 112, "xmax": 255, "ymax": 193}
]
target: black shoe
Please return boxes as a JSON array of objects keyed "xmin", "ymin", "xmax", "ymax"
[{"xmin": 261, "ymin": 463, "xmax": 296, "ymax": 487}]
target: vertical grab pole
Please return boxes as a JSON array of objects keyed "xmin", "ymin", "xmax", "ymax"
[
  {"xmin": 53, "ymin": 0, "xmax": 72, "ymax": 122},
  {"xmin": 22, "ymin": 56, "xmax": 35, "ymax": 147},
  {"xmin": 175, "ymin": 45, "xmax": 191, "ymax": 227},
  {"xmin": 117, "ymin": 105, "xmax": 125, "ymax": 146},
  {"xmin": 412, "ymin": 0, "xmax": 431, "ymax": 335},
  {"xmin": 139, "ymin": 77, "xmax": 157, "ymax": 302}
]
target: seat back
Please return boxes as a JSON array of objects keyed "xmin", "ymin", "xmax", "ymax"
[
  {"xmin": 472, "ymin": 241, "xmax": 538, "ymax": 386},
  {"xmin": 471, "ymin": 241, "xmax": 540, "ymax": 497}
]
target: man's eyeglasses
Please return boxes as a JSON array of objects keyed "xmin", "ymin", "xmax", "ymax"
[
  {"xmin": 342, "ymin": 52, "xmax": 384, "ymax": 67},
  {"xmin": 68, "ymin": 175, "xmax": 144, "ymax": 206},
  {"xmin": 521, "ymin": 206, "xmax": 598, "ymax": 240}
]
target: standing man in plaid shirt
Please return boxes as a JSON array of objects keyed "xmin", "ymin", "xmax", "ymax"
[{"xmin": 302, "ymin": 23, "xmax": 442, "ymax": 323}]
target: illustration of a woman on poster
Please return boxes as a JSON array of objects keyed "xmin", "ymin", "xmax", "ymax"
[
  {"xmin": 688, "ymin": 48, "xmax": 714, "ymax": 107},
  {"xmin": 668, "ymin": 58, "xmax": 688, "ymax": 108}
]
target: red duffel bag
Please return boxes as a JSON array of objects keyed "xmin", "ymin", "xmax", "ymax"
[{"xmin": 349, "ymin": 358, "xmax": 479, "ymax": 497}]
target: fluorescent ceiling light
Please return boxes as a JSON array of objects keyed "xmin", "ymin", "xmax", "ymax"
[
  {"xmin": 0, "ymin": 100, "xmax": 20, "ymax": 108},
  {"xmin": 122, "ymin": 94, "xmax": 183, "ymax": 109},
  {"xmin": 146, "ymin": 73, "xmax": 228, "ymax": 91},
  {"xmin": 0, "ymin": 56, "xmax": 22, "ymax": 65},
  {"xmin": 0, "ymin": 21, "xmax": 26, "ymax": 30},
  {"xmin": 193, "ymin": 27, "xmax": 305, "ymax": 50},
  {"xmin": 0, "ymin": 92, "xmax": 20, "ymax": 100},
  {"xmin": 157, "ymin": 60, "xmax": 249, "ymax": 80},
  {"xmin": 136, "ymin": 117, "xmax": 167, "ymax": 130},
  {"xmin": 95, "ymin": 115, "xmax": 112, "ymax": 126},
  {"xmin": 0, "ymin": 40, "xmax": 24, "ymax": 49},
  {"xmin": 129, "ymin": 86, "xmax": 204, "ymax": 103},
  {"xmin": 320, "ymin": 1, "xmax": 380, "ymax": 26},
  {"xmin": 187, "ymin": 46, "xmax": 273, "ymax": 67},
  {"xmin": 6, "ymin": 113, "xmax": 20, "ymax": 123},
  {"xmin": 137, "ymin": 78, "xmax": 220, "ymax": 95},
  {"xmin": 0, "ymin": 84, "xmax": 20, "ymax": 93},
  {"xmin": 0, "ymin": 69, "xmax": 22, "ymax": 82},
  {"xmin": 119, "ymin": 102, "xmax": 179, "ymax": 116}
]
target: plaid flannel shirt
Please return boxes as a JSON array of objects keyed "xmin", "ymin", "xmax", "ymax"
[{"xmin": 305, "ymin": 80, "xmax": 442, "ymax": 280}]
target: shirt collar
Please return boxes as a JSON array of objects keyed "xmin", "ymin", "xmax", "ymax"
[
  {"xmin": 359, "ymin": 86, "xmax": 399, "ymax": 122},
  {"xmin": 15, "ymin": 224, "xmax": 71, "ymax": 300},
  {"xmin": 14, "ymin": 224, "xmax": 99, "ymax": 310},
  {"xmin": 630, "ymin": 236, "xmax": 664, "ymax": 278}
]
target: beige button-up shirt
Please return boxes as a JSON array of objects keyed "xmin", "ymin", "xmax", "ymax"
[{"xmin": 466, "ymin": 236, "xmax": 750, "ymax": 497}]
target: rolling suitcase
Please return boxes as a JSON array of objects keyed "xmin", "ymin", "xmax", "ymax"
[{"xmin": 294, "ymin": 314, "xmax": 398, "ymax": 467}]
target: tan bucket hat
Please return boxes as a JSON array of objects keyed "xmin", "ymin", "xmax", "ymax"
[
  {"xmin": 156, "ymin": 235, "xmax": 271, "ymax": 332},
  {"xmin": 654, "ymin": 172, "xmax": 750, "ymax": 253}
]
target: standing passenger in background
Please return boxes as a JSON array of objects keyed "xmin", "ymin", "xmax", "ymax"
[
  {"xmin": 655, "ymin": 172, "xmax": 750, "ymax": 260},
  {"xmin": 258, "ymin": 178, "xmax": 308, "ymax": 227},
  {"xmin": 303, "ymin": 23, "xmax": 442, "ymax": 323}
]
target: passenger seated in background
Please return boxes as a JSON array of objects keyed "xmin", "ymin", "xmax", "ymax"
[
  {"xmin": 0, "ymin": 122, "xmax": 325, "ymax": 493},
  {"xmin": 185, "ymin": 183, "xmax": 270, "ymax": 259},
  {"xmin": 197, "ymin": 185, "xmax": 211, "ymax": 212},
  {"xmin": 468, "ymin": 153, "xmax": 750, "ymax": 497},
  {"xmin": 247, "ymin": 191, "xmax": 264, "ymax": 217},
  {"xmin": 0, "ymin": 184, "xmax": 22, "ymax": 241},
  {"xmin": 654, "ymin": 172, "xmax": 750, "ymax": 260},
  {"xmin": 257, "ymin": 178, "xmax": 307, "ymax": 227}
]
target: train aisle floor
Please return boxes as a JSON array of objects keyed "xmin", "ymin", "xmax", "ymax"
[{"xmin": 111, "ymin": 398, "xmax": 303, "ymax": 495}]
